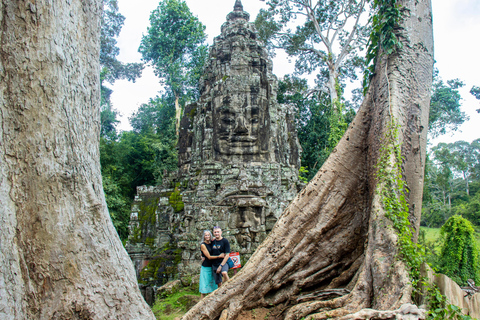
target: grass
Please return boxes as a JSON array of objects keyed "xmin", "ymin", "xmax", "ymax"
[
  {"xmin": 151, "ymin": 289, "xmax": 200, "ymax": 320},
  {"xmin": 420, "ymin": 226, "xmax": 480, "ymax": 253},
  {"xmin": 420, "ymin": 227, "xmax": 442, "ymax": 254}
]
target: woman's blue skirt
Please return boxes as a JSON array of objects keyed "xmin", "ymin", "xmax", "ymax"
[{"xmin": 199, "ymin": 266, "xmax": 218, "ymax": 294}]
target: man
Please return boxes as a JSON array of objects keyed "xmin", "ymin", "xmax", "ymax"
[{"xmin": 211, "ymin": 226, "xmax": 230, "ymax": 286}]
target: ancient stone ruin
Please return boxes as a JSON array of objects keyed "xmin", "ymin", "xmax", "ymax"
[{"xmin": 126, "ymin": 0, "xmax": 303, "ymax": 284}]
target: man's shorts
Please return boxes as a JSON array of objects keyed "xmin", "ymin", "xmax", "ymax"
[{"xmin": 212, "ymin": 264, "xmax": 229, "ymax": 284}]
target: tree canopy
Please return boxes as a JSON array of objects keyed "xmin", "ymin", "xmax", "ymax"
[
  {"xmin": 101, "ymin": 0, "xmax": 143, "ymax": 84},
  {"xmin": 255, "ymin": 0, "xmax": 369, "ymax": 106},
  {"xmin": 422, "ymin": 139, "xmax": 480, "ymax": 228},
  {"xmin": 428, "ymin": 72, "xmax": 469, "ymax": 138},
  {"xmin": 139, "ymin": 0, "xmax": 208, "ymax": 135}
]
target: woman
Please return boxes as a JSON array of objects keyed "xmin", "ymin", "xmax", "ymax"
[{"xmin": 199, "ymin": 230, "xmax": 224, "ymax": 298}]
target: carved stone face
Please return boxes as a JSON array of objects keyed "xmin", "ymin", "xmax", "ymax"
[
  {"xmin": 234, "ymin": 205, "xmax": 264, "ymax": 253},
  {"xmin": 236, "ymin": 206, "xmax": 263, "ymax": 232},
  {"xmin": 213, "ymin": 90, "xmax": 269, "ymax": 158}
]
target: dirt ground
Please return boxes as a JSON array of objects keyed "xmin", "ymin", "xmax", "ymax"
[{"xmin": 236, "ymin": 308, "xmax": 274, "ymax": 320}]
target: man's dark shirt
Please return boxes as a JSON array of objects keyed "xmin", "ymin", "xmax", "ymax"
[{"xmin": 211, "ymin": 237, "xmax": 230, "ymax": 268}]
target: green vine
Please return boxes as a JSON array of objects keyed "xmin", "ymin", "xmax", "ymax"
[
  {"xmin": 363, "ymin": 0, "xmax": 404, "ymax": 94},
  {"xmin": 375, "ymin": 122, "xmax": 476, "ymax": 319},
  {"xmin": 375, "ymin": 121, "xmax": 425, "ymax": 286},
  {"xmin": 426, "ymin": 284, "xmax": 475, "ymax": 320}
]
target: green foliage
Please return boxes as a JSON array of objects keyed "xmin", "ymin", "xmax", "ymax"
[
  {"xmin": 419, "ymin": 226, "xmax": 480, "ymax": 271},
  {"xmin": 471, "ymin": 86, "xmax": 480, "ymax": 100},
  {"xmin": 418, "ymin": 227, "xmax": 442, "ymax": 267},
  {"xmin": 422, "ymin": 139, "xmax": 480, "ymax": 228},
  {"xmin": 99, "ymin": 22, "xmax": 185, "ymax": 239},
  {"xmin": 456, "ymin": 191, "xmax": 480, "ymax": 226},
  {"xmin": 99, "ymin": 110, "xmax": 178, "ymax": 241},
  {"xmin": 364, "ymin": 0, "xmax": 404, "ymax": 92},
  {"xmin": 437, "ymin": 215, "xmax": 480, "ymax": 286},
  {"xmin": 277, "ymin": 75, "xmax": 355, "ymax": 180},
  {"xmin": 101, "ymin": 132, "xmax": 155, "ymax": 240},
  {"xmin": 429, "ymin": 72, "xmax": 469, "ymax": 138},
  {"xmin": 298, "ymin": 166, "xmax": 309, "ymax": 183},
  {"xmin": 425, "ymin": 284, "xmax": 475, "ymax": 320},
  {"xmin": 128, "ymin": 95, "xmax": 179, "ymax": 185},
  {"xmin": 256, "ymin": 0, "xmax": 369, "ymax": 179},
  {"xmin": 99, "ymin": 0, "xmax": 156, "ymax": 240},
  {"xmin": 102, "ymin": 174, "xmax": 131, "ymax": 240},
  {"xmin": 327, "ymin": 99, "xmax": 349, "ymax": 150},
  {"xmin": 419, "ymin": 227, "xmax": 479, "ymax": 319},
  {"xmin": 139, "ymin": 0, "xmax": 207, "ymax": 101},
  {"xmin": 100, "ymin": 0, "xmax": 143, "ymax": 140},
  {"xmin": 130, "ymin": 95, "xmax": 175, "ymax": 134}
]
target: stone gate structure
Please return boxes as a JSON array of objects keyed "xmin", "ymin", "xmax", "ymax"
[{"xmin": 126, "ymin": 0, "xmax": 302, "ymax": 279}]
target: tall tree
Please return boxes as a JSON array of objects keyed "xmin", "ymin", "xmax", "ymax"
[
  {"xmin": 450, "ymin": 141, "xmax": 478, "ymax": 196},
  {"xmin": 428, "ymin": 74, "xmax": 468, "ymax": 138},
  {"xmin": 256, "ymin": 0, "xmax": 369, "ymax": 167},
  {"xmin": 139, "ymin": 0, "xmax": 208, "ymax": 136},
  {"xmin": 255, "ymin": 0, "xmax": 369, "ymax": 107},
  {"xmin": 0, "ymin": 0, "xmax": 153, "ymax": 318},
  {"xmin": 183, "ymin": 0, "xmax": 434, "ymax": 317},
  {"xmin": 431, "ymin": 143, "xmax": 456, "ymax": 209},
  {"xmin": 129, "ymin": 95, "xmax": 178, "ymax": 183},
  {"xmin": 421, "ymin": 155, "xmax": 453, "ymax": 227}
]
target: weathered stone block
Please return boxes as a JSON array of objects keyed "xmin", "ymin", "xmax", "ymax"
[{"xmin": 127, "ymin": 0, "xmax": 302, "ymax": 278}]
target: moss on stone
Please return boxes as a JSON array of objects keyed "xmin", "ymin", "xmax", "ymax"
[
  {"xmin": 188, "ymin": 107, "xmax": 197, "ymax": 122},
  {"xmin": 169, "ymin": 186, "xmax": 184, "ymax": 213},
  {"xmin": 131, "ymin": 196, "xmax": 159, "ymax": 243},
  {"xmin": 139, "ymin": 242, "xmax": 183, "ymax": 286},
  {"xmin": 145, "ymin": 237, "xmax": 155, "ymax": 248}
]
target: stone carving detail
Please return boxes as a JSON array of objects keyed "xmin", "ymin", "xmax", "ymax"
[{"xmin": 126, "ymin": 0, "xmax": 302, "ymax": 277}]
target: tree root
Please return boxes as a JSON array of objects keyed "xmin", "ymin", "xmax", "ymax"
[{"xmin": 333, "ymin": 303, "xmax": 425, "ymax": 320}]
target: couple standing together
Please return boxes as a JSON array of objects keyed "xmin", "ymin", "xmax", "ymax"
[{"xmin": 199, "ymin": 226, "xmax": 232, "ymax": 298}]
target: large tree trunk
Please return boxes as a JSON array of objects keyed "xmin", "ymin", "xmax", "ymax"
[
  {"xmin": 0, "ymin": 1, "xmax": 154, "ymax": 318},
  {"xmin": 182, "ymin": 0, "xmax": 433, "ymax": 318}
]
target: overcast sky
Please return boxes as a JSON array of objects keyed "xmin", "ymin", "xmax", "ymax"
[{"xmin": 108, "ymin": 0, "xmax": 480, "ymax": 145}]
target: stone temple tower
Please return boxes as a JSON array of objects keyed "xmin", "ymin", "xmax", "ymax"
[{"xmin": 127, "ymin": 0, "xmax": 302, "ymax": 278}]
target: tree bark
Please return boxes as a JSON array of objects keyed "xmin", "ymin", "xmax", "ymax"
[
  {"xmin": 182, "ymin": 0, "xmax": 433, "ymax": 318},
  {"xmin": 327, "ymin": 62, "xmax": 338, "ymax": 108},
  {"xmin": 0, "ymin": 1, "xmax": 154, "ymax": 319},
  {"xmin": 175, "ymin": 93, "xmax": 181, "ymax": 137}
]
